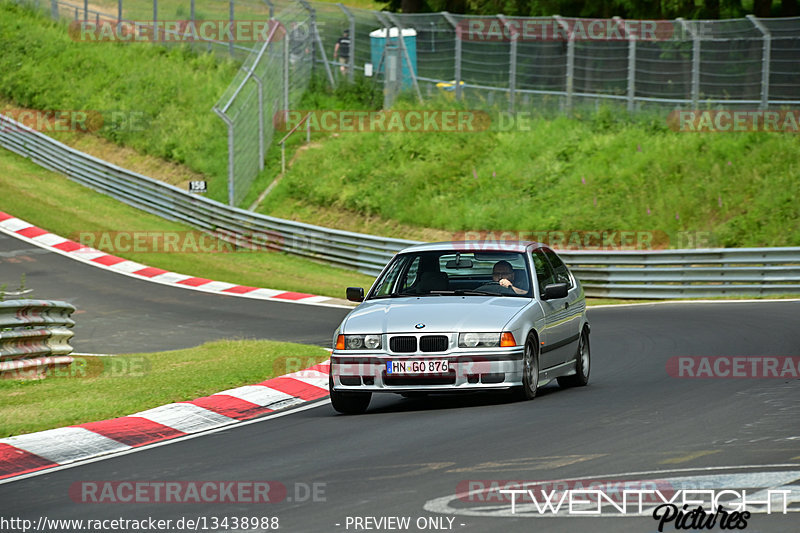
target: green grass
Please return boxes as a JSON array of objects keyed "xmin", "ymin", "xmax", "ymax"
[
  {"xmin": 259, "ymin": 98, "xmax": 800, "ymax": 248},
  {"xmin": 0, "ymin": 2, "xmax": 236, "ymax": 202},
  {"xmin": 0, "ymin": 148, "xmax": 376, "ymax": 299},
  {"xmin": 0, "ymin": 339, "xmax": 329, "ymax": 437}
]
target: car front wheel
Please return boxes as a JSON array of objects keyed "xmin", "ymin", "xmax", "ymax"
[{"xmin": 514, "ymin": 334, "xmax": 539, "ymax": 400}]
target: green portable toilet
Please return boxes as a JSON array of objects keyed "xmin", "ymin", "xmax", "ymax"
[{"xmin": 369, "ymin": 27, "xmax": 417, "ymax": 90}]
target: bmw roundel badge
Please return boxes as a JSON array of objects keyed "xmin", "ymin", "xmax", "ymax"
[{"xmin": 415, "ymin": 323, "xmax": 425, "ymax": 329}]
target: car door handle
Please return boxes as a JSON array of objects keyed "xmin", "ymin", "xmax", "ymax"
[{"xmin": 564, "ymin": 301, "xmax": 569, "ymax": 310}]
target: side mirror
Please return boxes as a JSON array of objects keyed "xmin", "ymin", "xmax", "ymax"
[
  {"xmin": 346, "ymin": 287, "xmax": 365, "ymax": 302},
  {"xmin": 542, "ymin": 283, "xmax": 568, "ymax": 300}
]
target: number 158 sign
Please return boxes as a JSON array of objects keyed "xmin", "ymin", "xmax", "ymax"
[{"xmin": 189, "ymin": 181, "xmax": 207, "ymax": 193}]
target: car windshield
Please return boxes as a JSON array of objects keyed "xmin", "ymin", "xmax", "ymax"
[{"xmin": 370, "ymin": 250, "xmax": 532, "ymax": 299}]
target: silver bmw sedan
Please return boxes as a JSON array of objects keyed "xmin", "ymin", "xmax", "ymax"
[{"xmin": 329, "ymin": 241, "xmax": 590, "ymax": 414}]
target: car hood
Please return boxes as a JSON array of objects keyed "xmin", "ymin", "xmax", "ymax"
[{"xmin": 341, "ymin": 296, "xmax": 531, "ymax": 334}]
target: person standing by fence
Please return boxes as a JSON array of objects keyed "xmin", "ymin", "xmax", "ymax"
[{"xmin": 333, "ymin": 29, "xmax": 350, "ymax": 76}]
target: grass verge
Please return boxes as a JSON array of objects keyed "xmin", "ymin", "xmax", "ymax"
[
  {"xmin": 258, "ymin": 98, "xmax": 800, "ymax": 248},
  {"xmin": 0, "ymin": 339, "xmax": 329, "ymax": 437},
  {"xmin": 0, "ymin": 2, "xmax": 236, "ymax": 202}
]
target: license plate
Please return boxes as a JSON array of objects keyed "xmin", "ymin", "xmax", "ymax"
[{"xmin": 386, "ymin": 360, "xmax": 450, "ymax": 374}]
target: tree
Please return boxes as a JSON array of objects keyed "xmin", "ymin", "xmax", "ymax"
[
  {"xmin": 753, "ymin": 0, "xmax": 773, "ymax": 16},
  {"xmin": 384, "ymin": 0, "xmax": 799, "ymax": 17}
]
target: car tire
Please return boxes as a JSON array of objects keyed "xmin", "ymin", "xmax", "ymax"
[
  {"xmin": 558, "ymin": 327, "xmax": 590, "ymax": 388},
  {"xmin": 514, "ymin": 334, "xmax": 539, "ymax": 401},
  {"xmin": 329, "ymin": 374, "xmax": 371, "ymax": 414}
]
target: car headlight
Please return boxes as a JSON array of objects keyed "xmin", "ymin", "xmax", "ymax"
[
  {"xmin": 337, "ymin": 334, "xmax": 381, "ymax": 350},
  {"xmin": 459, "ymin": 332, "xmax": 500, "ymax": 348}
]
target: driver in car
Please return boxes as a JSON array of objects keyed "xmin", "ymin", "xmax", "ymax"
[{"xmin": 479, "ymin": 260, "xmax": 527, "ymax": 295}]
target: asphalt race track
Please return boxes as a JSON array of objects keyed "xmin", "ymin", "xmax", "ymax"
[
  {"xmin": 0, "ymin": 231, "xmax": 350, "ymax": 351},
  {"xmin": 2, "ymin": 232, "xmax": 800, "ymax": 532}
]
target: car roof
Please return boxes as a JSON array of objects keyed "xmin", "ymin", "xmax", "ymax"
[{"xmin": 397, "ymin": 241, "xmax": 547, "ymax": 254}]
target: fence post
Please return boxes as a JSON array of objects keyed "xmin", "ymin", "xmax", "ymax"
[
  {"xmin": 50, "ymin": 0, "xmax": 58, "ymax": 20},
  {"xmin": 83, "ymin": 0, "xmax": 87, "ymax": 21},
  {"xmin": 375, "ymin": 12, "xmax": 396, "ymax": 108},
  {"xmin": 153, "ymin": 0, "xmax": 158, "ymax": 40},
  {"xmin": 497, "ymin": 14, "xmax": 517, "ymax": 113},
  {"xmin": 386, "ymin": 13, "xmax": 423, "ymax": 102},
  {"xmin": 262, "ymin": 0, "xmax": 273, "ymax": 19},
  {"xmin": 229, "ymin": 0, "xmax": 235, "ymax": 57},
  {"xmin": 614, "ymin": 16, "xmax": 636, "ymax": 113},
  {"xmin": 300, "ymin": 0, "xmax": 336, "ymax": 89},
  {"xmin": 554, "ymin": 15, "xmax": 574, "ymax": 112},
  {"xmin": 214, "ymin": 108, "xmax": 236, "ymax": 206},
  {"xmin": 677, "ymin": 18, "xmax": 700, "ymax": 109},
  {"xmin": 283, "ymin": 30, "xmax": 290, "ymax": 123},
  {"xmin": 441, "ymin": 12, "xmax": 462, "ymax": 101},
  {"xmin": 747, "ymin": 15, "xmax": 771, "ymax": 110},
  {"xmin": 338, "ymin": 3, "xmax": 356, "ymax": 83},
  {"xmin": 247, "ymin": 70, "xmax": 266, "ymax": 172},
  {"xmin": 118, "ymin": 0, "xmax": 122, "ymax": 22}
]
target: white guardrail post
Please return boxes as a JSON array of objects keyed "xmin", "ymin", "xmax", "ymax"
[{"xmin": 0, "ymin": 300, "xmax": 76, "ymax": 379}]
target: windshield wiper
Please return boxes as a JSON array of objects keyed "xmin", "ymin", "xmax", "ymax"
[{"xmin": 452, "ymin": 289, "xmax": 499, "ymax": 296}]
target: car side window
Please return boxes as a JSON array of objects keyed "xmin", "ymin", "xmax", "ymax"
[
  {"xmin": 531, "ymin": 250, "xmax": 556, "ymax": 294},
  {"xmin": 543, "ymin": 249, "xmax": 573, "ymax": 289}
]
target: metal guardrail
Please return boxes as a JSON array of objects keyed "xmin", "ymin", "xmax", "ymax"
[
  {"xmin": 2, "ymin": 112, "xmax": 800, "ymax": 299},
  {"xmin": 560, "ymin": 248, "xmax": 800, "ymax": 299},
  {"xmin": 0, "ymin": 300, "xmax": 76, "ymax": 378}
]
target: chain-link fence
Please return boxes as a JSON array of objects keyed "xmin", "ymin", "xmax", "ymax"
[
  {"xmin": 212, "ymin": 0, "xmax": 316, "ymax": 205},
  {"xmin": 10, "ymin": 0, "xmax": 800, "ymax": 207}
]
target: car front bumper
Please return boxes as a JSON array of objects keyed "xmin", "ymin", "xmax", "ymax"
[{"xmin": 330, "ymin": 348, "xmax": 525, "ymax": 393}]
